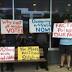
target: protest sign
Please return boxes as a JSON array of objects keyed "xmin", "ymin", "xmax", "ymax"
[
  {"xmin": 18, "ymin": 46, "xmax": 40, "ymax": 61},
  {"xmin": 0, "ymin": 47, "xmax": 15, "ymax": 61},
  {"xmin": 1, "ymin": 19, "xmax": 23, "ymax": 34},
  {"xmin": 53, "ymin": 23, "xmax": 72, "ymax": 38},
  {"xmin": 29, "ymin": 19, "xmax": 51, "ymax": 33}
]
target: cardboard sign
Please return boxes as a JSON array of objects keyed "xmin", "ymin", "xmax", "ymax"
[
  {"xmin": 1, "ymin": 19, "xmax": 23, "ymax": 34},
  {"xmin": 18, "ymin": 46, "xmax": 40, "ymax": 61},
  {"xmin": 29, "ymin": 19, "xmax": 51, "ymax": 33},
  {"xmin": 0, "ymin": 47, "xmax": 15, "ymax": 61},
  {"xmin": 53, "ymin": 23, "xmax": 72, "ymax": 38}
]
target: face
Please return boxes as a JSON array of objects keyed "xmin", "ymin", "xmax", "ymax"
[{"xmin": 64, "ymin": 19, "xmax": 69, "ymax": 23}]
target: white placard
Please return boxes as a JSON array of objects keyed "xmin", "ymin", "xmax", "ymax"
[
  {"xmin": 29, "ymin": 19, "xmax": 51, "ymax": 33},
  {"xmin": 53, "ymin": 23, "xmax": 72, "ymax": 38},
  {"xmin": 1, "ymin": 19, "xmax": 23, "ymax": 34},
  {"xmin": 0, "ymin": 47, "xmax": 15, "ymax": 61}
]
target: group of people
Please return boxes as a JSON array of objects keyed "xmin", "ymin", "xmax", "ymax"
[{"xmin": 0, "ymin": 17, "xmax": 72, "ymax": 71}]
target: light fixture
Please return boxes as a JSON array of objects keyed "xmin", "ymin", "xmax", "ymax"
[
  {"xmin": 33, "ymin": 3, "xmax": 36, "ymax": 6},
  {"xmin": 67, "ymin": 3, "xmax": 71, "ymax": 7}
]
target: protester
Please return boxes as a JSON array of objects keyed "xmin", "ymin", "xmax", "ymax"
[{"xmin": 59, "ymin": 18, "xmax": 72, "ymax": 71}]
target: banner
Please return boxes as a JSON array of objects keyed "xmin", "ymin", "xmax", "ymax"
[
  {"xmin": 1, "ymin": 19, "xmax": 23, "ymax": 34},
  {"xmin": 29, "ymin": 19, "xmax": 51, "ymax": 33},
  {"xmin": 0, "ymin": 47, "xmax": 15, "ymax": 61},
  {"xmin": 18, "ymin": 46, "xmax": 40, "ymax": 61},
  {"xmin": 53, "ymin": 23, "xmax": 72, "ymax": 38}
]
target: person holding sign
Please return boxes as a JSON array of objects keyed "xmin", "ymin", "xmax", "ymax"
[{"xmin": 59, "ymin": 18, "xmax": 72, "ymax": 71}]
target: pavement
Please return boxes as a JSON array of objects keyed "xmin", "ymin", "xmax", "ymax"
[{"xmin": 0, "ymin": 64, "xmax": 72, "ymax": 72}]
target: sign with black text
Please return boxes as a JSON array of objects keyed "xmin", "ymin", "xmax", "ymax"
[{"xmin": 18, "ymin": 46, "xmax": 40, "ymax": 61}]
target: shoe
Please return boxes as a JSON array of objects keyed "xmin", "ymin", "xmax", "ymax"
[
  {"xmin": 58, "ymin": 65, "xmax": 64, "ymax": 68},
  {"xmin": 45, "ymin": 67, "xmax": 48, "ymax": 71},
  {"xmin": 67, "ymin": 67, "xmax": 71, "ymax": 71}
]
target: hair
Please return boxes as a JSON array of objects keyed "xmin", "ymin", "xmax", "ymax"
[{"xmin": 61, "ymin": 14, "xmax": 70, "ymax": 22}]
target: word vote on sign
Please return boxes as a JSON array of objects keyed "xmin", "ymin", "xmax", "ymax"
[{"xmin": 1, "ymin": 19, "xmax": 23, "ymax": 34}]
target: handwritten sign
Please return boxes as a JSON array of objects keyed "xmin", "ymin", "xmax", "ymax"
[
  {"xmin": 53, "ymin": 23, "xmax": 72, "ymax": 38},
  {"xmin": 18, "ymin": 46, "xmax": 40, "ymax": 61},
  {"xmin": 0, "ymin": 47, "xmax": 15, "ymax": 61},
  {"xmin": 29, "ymin": 19, "xmax": 51, "ymax": 33},
  {"xmin": 1, "ymin": 19, "xmax": 23, "ymax": 34}
]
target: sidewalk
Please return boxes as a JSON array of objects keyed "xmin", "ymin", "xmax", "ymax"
[{"xmin": 1, "ymin": 64, "xmax": 72, "ymax": 72}]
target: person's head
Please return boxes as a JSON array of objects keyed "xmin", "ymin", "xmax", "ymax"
[
  {"xmin": 63, "ymin": 19, "xmax": 69, "ymax": 23},
  {"xmin": 61, "ymin": 14, "xmax": 70, "ymax": 23}
]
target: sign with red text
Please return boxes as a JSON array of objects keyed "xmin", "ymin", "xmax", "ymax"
[
  {"xmin": 53, "ymin": 23, "xmax": 72, "ymax": 38},
  {"xmin": 1, "ymin": 19, "xmax": 23, "ymax": 34},
  {"xmin": 0, "ymin": 47, "xmax": 15, "ymax": 61}
]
